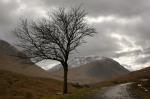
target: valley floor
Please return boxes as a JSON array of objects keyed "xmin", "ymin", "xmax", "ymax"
[
  {"xmin": 46, "ymin": 83, "xmax": 139, "ymax": 99},
  {"xmin": 85, "ymin": 83, "xmax": 139, "ymax": 99}
]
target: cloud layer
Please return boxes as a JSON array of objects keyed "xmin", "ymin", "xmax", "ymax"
[{"xmin": 0, "ymin": 0, "xmax": 150, "ymax": 70}]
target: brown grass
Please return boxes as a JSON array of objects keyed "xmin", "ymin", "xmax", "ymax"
[
  {"xmin": 0, "ymin": 69, "xmax": 76, "ymax": 99},
  {"xmin": 130, "ymin": 80, "xmax": 150, "ymax": 99}
]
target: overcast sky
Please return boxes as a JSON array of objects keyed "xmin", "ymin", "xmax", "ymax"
[{"xmin": 0, "ymin": 0, "xmax": 150, "ymax": 70}]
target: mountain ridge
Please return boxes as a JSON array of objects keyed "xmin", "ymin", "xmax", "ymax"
[
  {"xmin": 49, "ymin": 57, "xmax": 129, "ymax": 84},
  {"xmin": 48, "ymin": 56, "xmax": 119, "ymax": 72},
  {"xmin": 0, "ymin": 40, "xmax": 52, "ymax": 78}
]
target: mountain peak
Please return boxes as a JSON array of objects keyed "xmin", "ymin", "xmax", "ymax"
[
  {"xmin": 48, "ymin": 56, "xmax": 123, "ymax": 72},
  {"xmin": 48, "ymin": 56, "xmax": 129, "ymax": 84}
]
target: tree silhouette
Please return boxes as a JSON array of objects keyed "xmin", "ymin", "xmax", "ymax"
[{"xmin": 14, "ymin": 7, "xmax": 96, "ymax": 94}]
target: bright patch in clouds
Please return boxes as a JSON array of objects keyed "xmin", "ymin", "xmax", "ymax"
[
  {"xmin": 32, "ymin": 7, "xmax": 48, "ymax": 18},
  {"xmin": 15, "ymin": 3, "xmax": 26, "ymax": 14},
  {"xmin": 114, "ymin": 54, "xmax": 150, "ymax": 71},
  {"xmin": 111, "ymin": 33, "xmax": 148, "ymax": 71},
  {"xmin": 114, "ymin": 55, "xmax": 137, "ymax": 70},
  {"xmin": 86, "ymin": 15, "xmax": 142, "ymax": 25},
  {"xmin": 36, "ymin": 60, "xmax": 60, "ymax": 70},
  {"xmin": 111, "ymin": 33, "xmax": 122, "ymax": 40},
  {"xmin": 110, "ymin": 33, "xmax": 142, "ymax": 53}
]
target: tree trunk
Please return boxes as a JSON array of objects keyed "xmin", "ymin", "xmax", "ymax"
[{"xmin": 62, "ymin": 62, "xmax": 68, "ymax": 94}]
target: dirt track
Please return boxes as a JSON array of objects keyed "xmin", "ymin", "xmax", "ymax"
[{"xmin": 86, "ymin": 83, "xmax": 139, "ymax": 99}]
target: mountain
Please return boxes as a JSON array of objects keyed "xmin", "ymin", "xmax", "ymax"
[
  {"xmin": 116, "ymin": 66, "xmax": 150, "ymax": 81},
  {"xmin": 0, "ymin": 40, "xmax": 51, "ymax": 78},
  {"xmin": 49, "ymin": 57, "xmax": 129, "ymax": 84},
  {"xmin": 48, "ymin": 56, "xmax": 105, "ymax": 72}
]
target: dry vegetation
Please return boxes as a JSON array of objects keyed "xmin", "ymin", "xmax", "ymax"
[
  {"xmin": 92, "ymin": 66, "xmax": 150, "ymax": 99},
  {"xmin": 0, "ymin": 69, "xmax": 77, "ymax": 99},
  {"xmin": 47, "ymin": 66, "xmax": 150, "ymax": 99},
  {"xmin": 130, "ymin": 80, "xmax": 150, "ymax": 99},
  {"xmin": 114, "ymin": 66, "xmax": 150, "ymax": 82},
  {"xmin": 0, "ymin": 56, "xmax": 150, "ymax": 99}
]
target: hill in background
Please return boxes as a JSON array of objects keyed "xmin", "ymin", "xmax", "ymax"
[
  {"xmin": 0, "ymin": 40, "xmax": 51, "ymax": 78},
  {"xmin": 48, "ymin": 56, "xmax": 103, "ymax": 72},
  {"xmin": 49, "ymin": 57, "xmax": 129, "ymax": 84}
]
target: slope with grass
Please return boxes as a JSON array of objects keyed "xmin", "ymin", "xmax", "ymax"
[
  {"xmin": 113, "ymin": 66, "xmax": 150, "ymax": 83},
  {"xmin": 0, "ymin": 40, "xmax": 51, "ymax": 78},
  {"xmin": 0, "ymin": 70, "xmax": 65, "ymax": 98},
  {"xmin": 97, "ymin": 66, "xmax": 150, "ymax": 99},
  {"xmin": 120, "ymin": 66, "xmax": 150, "ymax": 99},
  {"xmin": 130, "ymin": 79, "xmax": 150, "ymax": 99}
]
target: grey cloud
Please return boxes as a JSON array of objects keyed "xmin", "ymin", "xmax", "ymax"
[
  {"xmin": 113, "ymin": 49, "xmax": 142, "ymax": 58},
  {"xmin": 0, "ymin": 0, "xmax": 150, "ymax": 70},
  {"xmin": 42, "ymin": 0, "xmax": 150, "ymax": 17},
  {"xmin": 138, "ymin": 47, "xmax": 150, "ymax": 64},
  {"xmin": 135, "ymin": 55, "xmax": 150, "ymax": 64},
  {"xmin": 74, "ymin": 22, "xmax": 124, "ymax": 57},
  {"xmin": 143, "ymin": 47, "xmax": 150, "ymax": 55},
  {"xmin": 0, "ymin": 0, "xmax": 19, "ymax": 26}
]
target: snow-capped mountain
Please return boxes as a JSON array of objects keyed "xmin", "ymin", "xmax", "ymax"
[
  {"xmin": 68, "ymin": 56, "xmax": 103, "ymax": 67},
  {"xmin": 48, "ymin": 57, "xmax": 129, "ymax": 84},
  {"xmin": 48, "ymin": 56, "xmax": 111, "ymax": 72}
]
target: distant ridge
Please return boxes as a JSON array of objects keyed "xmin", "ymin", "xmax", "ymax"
[
  {"xmin": 48, "ymin": 56, "xmax": 108, "ymax": 72},
  {"xmin": 49, "ymin": 57, "xmax": 129, "ymax": 84}
]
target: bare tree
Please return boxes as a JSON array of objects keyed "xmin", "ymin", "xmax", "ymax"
[{"xmin": 14, "ymin": 7, "xmax": 96, "ymax": 94}]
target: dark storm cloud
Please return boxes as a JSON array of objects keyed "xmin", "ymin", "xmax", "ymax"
[{"xmin": 0, "ymin": 0, "xmax": 150, "ymax": 70}]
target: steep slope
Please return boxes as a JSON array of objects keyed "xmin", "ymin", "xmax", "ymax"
[
  {"xmin": 0, "ymin": 40, "xmax": 51, "ymax": 78},
  {"xmin": 49, "ymin": 57, "xmax": 129, "ymax": 84}
]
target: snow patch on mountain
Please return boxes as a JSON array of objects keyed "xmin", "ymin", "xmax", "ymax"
[{"xmin": 48, "ymin": 56, "xmax": 112, "ymax": 72}]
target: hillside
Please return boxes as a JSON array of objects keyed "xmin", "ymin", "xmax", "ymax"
[
  {"xmin": 129, "ymin": 67, "xmax": 150, "ymax": 99},
  {"xmin": 116, "ymin": 66, "xmax": 150, "ymax": 82},
  {"xmin": 106, "ymin": 66, "xmax": 150, "ymax": 99},
  {"xmin": 0, "ymin": 40, "xmax": 51, "ymax": 78},
  {"xmin": 129, "ymin": 66, "xmax": 150, "ymax": 78},
  {"xmin": 49, "ymin": 57, "xmax": 129, "ymax": 84},
  {"xmin": 0, "ymin": 69, "xmax": 64, "ymax": 98}
]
